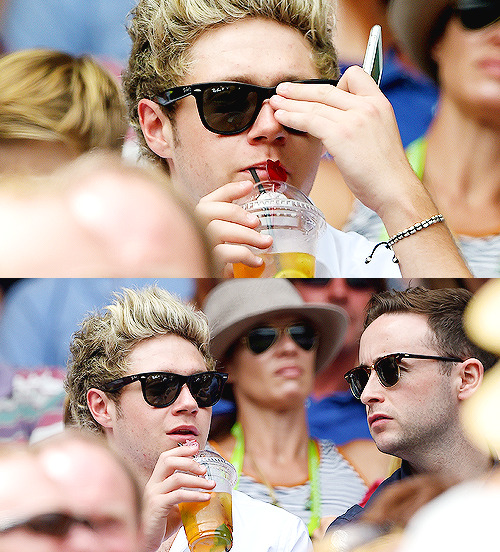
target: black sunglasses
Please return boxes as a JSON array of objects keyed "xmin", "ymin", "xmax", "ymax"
[
  {"xmin": 344, "ymin": 353, "xmax": 463, "ymax": 399},
  {"xmin": 289, "ymin": 278, "xmax": 376, "ymax": 290},
  {"xmin": 156, "ymin": 79, "xmax": 338, "ymax": 135},
  {"xmin": 454, "ymin": 1, "xmax": 500, "ymax": 30},
  {"xmin": 0, "ymin": 512, "xmax": 93, "ymax": 537},
  {"xmin": 243, "ymin": 322, "xmax": 318, "ymax": 355},
  {"xmin": 101, "ymin": 371, "xmax": 228, "ymax": 408}
]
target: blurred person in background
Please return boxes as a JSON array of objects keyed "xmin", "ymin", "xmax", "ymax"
[
  {"xmin": 328, "ymin": 286, "xmax": 498, "ymax": 529},
  {"xmin": 0, "ymin": 152, "xmax": 216, "ymax": 277},
  {"xmin": 0, "ymin": 48, "xmax": 128, "ymax": 175},
  {"xmin": 0, "ymin": 430, "xmax": 143, "ymax": 552},
  {"xmin": 317, "ymin": 473, "xmax": 453, "ymax": 552},
  {"xmin": 203, "ymin": 279, "xmax": 367, "ymax": 541},
  {"xmin": 290, "ymin": 278, "xmax": 393, "ymax": 487},
  {"xmin": 344, "ymin": 0, "xmax": 500, "ymax": 277}
]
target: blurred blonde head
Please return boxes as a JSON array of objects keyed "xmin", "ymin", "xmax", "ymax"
[
  {"xmin": 0, "ymin": 49, "xmax": 128, "ymax": 170},
  {"xmin": 0, "ymin": 151, "xmax": 217, "ymax": 276}
]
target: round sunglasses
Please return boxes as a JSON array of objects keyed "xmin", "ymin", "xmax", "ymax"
[
  {"xmin": 243, "ymin": 322, "xmax": 318, "ymax": 355},
  {"xmin": 101, "ymin": 371, "xmax": 228, "ymax": 408},
  {"xmin": 344, "ymin": 353, "xmax": 463, "ymax": 399},
  {"xmin": 155, "ymin": 79, "xmax": 338, "ymax": 135}
]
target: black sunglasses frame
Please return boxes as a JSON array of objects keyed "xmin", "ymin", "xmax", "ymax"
[
  {"xmin": 101, "ymin": 371, "xmax": 228, "ymax": 408},
  {"xmin": 344, "ymin": 352, "xmax": 463, "ymax": 399},
  {"xmin": 243, "ymin": 322, "xmax": 318, "ymax": 355},
  {"xmin": 155, "ymin": 79, "xmax": 338, "ymax": 135},
  {"xmin": 0, "ymin": 512, "xmax": 93, "ymax": 537}
]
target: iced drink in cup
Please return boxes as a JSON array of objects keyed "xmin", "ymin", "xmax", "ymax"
[
  {"xmin": 179, "ymin": 450, "xmax": 237, "ymax": 552},
  {"xmin": 233, "ymin": 180, "xmax": 326, "ymax": 278}
]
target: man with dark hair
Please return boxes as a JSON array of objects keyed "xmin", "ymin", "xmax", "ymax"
[
  {"xmin": 329, "ymin": 286, "xmax": 498, "ymax": 528},
  {"xmin": 290, "ymin": 278, "xmax": 392, "ymax": 487}
]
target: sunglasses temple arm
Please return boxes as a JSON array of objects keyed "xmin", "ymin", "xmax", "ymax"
[{"xmin": 156, "ymin": 87, "xmax": 193, "ymax": 106}]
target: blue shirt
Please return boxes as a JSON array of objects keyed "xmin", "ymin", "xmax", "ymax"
[
  {"xmin": 327, "ymin": 460, "xmax": 413, "ymax": 529},
  {"xmin": 0, "ymin": 0, "xmax": 136, "ymax": 66},
  {"xmin": 340, "ymin": 47, "xmax": 439, "ymax": 148},
  {"xmin": 306, "ymin": 391, "xmax": 372, "ymax": 445}
]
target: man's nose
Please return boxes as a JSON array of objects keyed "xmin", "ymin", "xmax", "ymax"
[
  {"xmin": 360, "ymin": 369, "xmax": 385, "ymax": 404},
  {"xmin": 172, "ymin": 383, "xmax": 199, "ymax": 412},
  {"xmin": 246, "ymin": 100, "xmax": 287, "ymax": 145}
]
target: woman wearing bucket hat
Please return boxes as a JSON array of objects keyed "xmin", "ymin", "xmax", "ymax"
[
  {"xmin": 344, "ymin": 0, "xmax": 500, "ymax": 277},
  {"xmin": 202, "ymin": 279, "xmax": 367, "ymax": 542}
]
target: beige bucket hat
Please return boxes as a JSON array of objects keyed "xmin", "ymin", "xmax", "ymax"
[
  {"xmin": 202, "ymin": 279, "xmax": 348, "ymax": 372},
  {"xmin": 388, "ymin": 0, "xmax": 452, "ymax": 80}
]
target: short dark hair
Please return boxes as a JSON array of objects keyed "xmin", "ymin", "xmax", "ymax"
[{"xmin": 364, "ymin": 287, "xmax": 498, "ymax": 371}]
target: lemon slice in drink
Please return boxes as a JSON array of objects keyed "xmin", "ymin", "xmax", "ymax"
[{"xmin": 274, "ymin": 269, "xmax": 309, "ymax": 278}]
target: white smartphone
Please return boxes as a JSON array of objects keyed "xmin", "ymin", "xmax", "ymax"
[{"xmin": 362, "ymin": 24, "xmax": 383, "ymax": 86}]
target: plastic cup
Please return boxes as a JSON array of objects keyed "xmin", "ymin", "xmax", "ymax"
[
  {"xmin": 233, "ymin": 180, "xmax": 326, "ymax": 278},
  {"xmin": 179, "ymin": 450, "xmax": 237, "ymax": 552}
]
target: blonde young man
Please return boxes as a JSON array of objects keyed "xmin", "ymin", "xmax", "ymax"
[
  {"xmin": 65, "ymin": 286, "xmax": 311, "ymax": 552},
  {"xmin": 122, "ymin": 0, "xmax": 470, "ymax": 278}
]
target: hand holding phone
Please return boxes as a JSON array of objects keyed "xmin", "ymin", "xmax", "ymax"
[{"xmin": 363, "ymin": 25, "xmax": 383, "ymax": 85}]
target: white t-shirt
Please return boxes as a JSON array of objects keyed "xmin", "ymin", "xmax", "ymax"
[
  {"xmin": 169, "ymin": 489, "xmax": 312, "ymax": 552},
  {"xmin": 315, "ymin": 224, "xmax": 402, "ymax": 277}
]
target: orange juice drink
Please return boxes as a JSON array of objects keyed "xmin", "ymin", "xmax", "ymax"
[
  {"xmin": 179, "ymin": 492, "xmax": 233, "ymax": 552},
  {"xmin": 233, "ymin": 251, "xmax": 315, "ymax": 278},
  {"xmin": 233, "ymin": 181, "xmax": 325, "ymax": 279}
]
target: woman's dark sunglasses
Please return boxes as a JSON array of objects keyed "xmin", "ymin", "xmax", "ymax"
[
  {"xmin": 101, "ymin": 371, "xmax": 228, "ymax": 408},
  {"xmin": 454, "ymin": 2, "xmax": 500, "ymax": 30},
  {"xmin": 0, "ymin": 512, "xmax": 93, "ymax": 537},
  {"xmin": 244, "ymin": 322, "xmax": 318, "ymax": 355},
  {"xmin": 155, "ymin": 79, "xmax": 338, "ymax": 135},
  {"xmin": 344, "ymin": 353, "xmax": 463, "ymax": 399}
]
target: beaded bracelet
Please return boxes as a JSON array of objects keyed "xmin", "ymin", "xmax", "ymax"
[{"xmin": 365, "ymin": 214, "xmax": 445, "ymax": 264}]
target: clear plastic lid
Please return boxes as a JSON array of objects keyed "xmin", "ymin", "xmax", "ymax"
[
  {"xmin": 237, "ymin": 181, "xmax": 326, "ymax": 235},
  {"xmin": 194, "ymin": 450, "xmax": 237, "ymax": 487}
]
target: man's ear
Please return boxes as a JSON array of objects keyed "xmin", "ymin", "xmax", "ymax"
[
  {"xmin": 457, "ymin": 358, "xmax": 484, "ymax": 401},
  {"xmin": 137, "ymin": 99, "xmax": 175, "ymax": 159},
  {"xmin": 87, "ymin": 388, "xmax": 115, "ymax": 429}
]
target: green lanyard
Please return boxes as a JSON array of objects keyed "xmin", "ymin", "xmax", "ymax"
[{"xmin": 229, "ymin": 422, "xmax": 321, "ymax": 536}]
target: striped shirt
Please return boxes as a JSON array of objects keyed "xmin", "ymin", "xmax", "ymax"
[
  {"xmin": 210, "ymin": 439, "xmax": 366, "ymax": 527},
  {"xmin": 344, "ymin": 199, "xmax": 500, "ymax": 277}
]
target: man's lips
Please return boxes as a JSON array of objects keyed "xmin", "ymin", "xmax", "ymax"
[
  {"xmin": 168, "ymin": 425, "xmax": 199, "ymax": 437},
  {"xmin": 244, "ymin": 162, "xmax": 288, "ymax": 182},
  {"xmin": 368, "ymin": 414, "xmax": 392, "ymax": 427}
]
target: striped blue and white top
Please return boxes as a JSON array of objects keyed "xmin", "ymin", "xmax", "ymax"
[{"xmin": 210, "ymin": 439, "xmax": 367, "ymax": 528}]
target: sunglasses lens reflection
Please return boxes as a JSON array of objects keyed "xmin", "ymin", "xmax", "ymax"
[
  {"xmin": 378, "ymin": 357, "xmax": 400, "ymax": 387},
  {"xmin": 247, "ymin": 327, "xmax": 277, "ymax": 354},
  {"xmin": 144, "ymin": 373, "xmax": 224, "ymax": 408},
  {"xmin": 144, "ymin": 374, "xmax": 179, "ymax": 407},
  {"xmin": 203, "ymin": 85, "xmax": 259, "ymax": 133}
]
